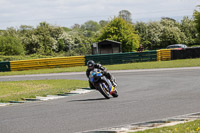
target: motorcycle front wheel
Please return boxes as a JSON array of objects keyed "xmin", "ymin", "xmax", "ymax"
[{"xmin": 98, "ymin": 82, "xmax": 110, "ymax": 99}]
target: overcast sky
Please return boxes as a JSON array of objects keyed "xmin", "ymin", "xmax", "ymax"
[{"xmin": 0, "ymin": 0, "xmax": 200, "ymax": 30}]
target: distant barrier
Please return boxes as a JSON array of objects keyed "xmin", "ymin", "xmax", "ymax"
[
  {"xmin": 157, "ymin": 49, "xmax": 171, "ymax": 61},
  {"xmin": 9, "ymin": 56, "xmax": 85, "ymax": 71},
  {"xmin": 85, "ymin": 51, "xmax": 157, "ymax": 65},
  {"xmin": 171, "ymin": 47, "xmax": 200, "ymax": 60},
  {"xmin": 0, "ymin": 61, "xmax": 10, "ymax": 72},
  {"xmin": 1, "ymin": 47, "xmax": 200, "ymax": 72}
]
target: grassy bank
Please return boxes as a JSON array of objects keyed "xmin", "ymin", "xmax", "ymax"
[
  {"xmin": 133, "ymin": 119, "xmax": 200, "ymax": 133},
  {"xmin": 0, "ymin": 79, "xmax": 88, "ymax": 102},
  {"xmin": 1, "ymin": 58, "xmax": 200, "ymax": 76},
  {"xmin": 0, "ymin": 55, "xmax": 54, "ymax": 62}
]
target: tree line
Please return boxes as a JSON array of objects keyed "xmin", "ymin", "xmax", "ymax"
[{"xmin": 0, "ymin": 9, "xmax": 200, "ymax": 56}]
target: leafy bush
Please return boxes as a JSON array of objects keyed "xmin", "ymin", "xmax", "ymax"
[{"xmin": 0, "ymin": 36, "xmax": 24, "ymax": 55}]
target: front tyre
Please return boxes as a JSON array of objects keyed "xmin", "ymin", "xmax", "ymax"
[{"xmin": 98, "ymin": 83, "xmax": 110, "ymax": 99}]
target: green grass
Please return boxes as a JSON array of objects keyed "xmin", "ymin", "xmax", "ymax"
[
  {"xmin": 1, "ymin": 58, "xmax": 200, "ymax": 76},
  {"xmin": 105, "ymin": 58, "xmax": 200, "ymax": 70},
  {"xmin": 132, "ymin": 120, "xmax": 200, "ymax": 133},
  {"xmin": 0, "ymin": 79, "xmax": 88, "ymax": 102},
  {"xmin": 0, "ymin": 66, "xmax": 87, "ymax": 76},
  {"xmin": 0, "ymin": 54, "xmax": 55, "ymax": 62}
]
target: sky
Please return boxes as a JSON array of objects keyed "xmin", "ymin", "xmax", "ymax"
[{"xmin": 0, "ymin": 0, "xmax": 200, "ymax": 30}]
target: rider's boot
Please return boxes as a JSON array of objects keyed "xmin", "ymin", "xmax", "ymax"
[{"xmin": 110, "ymin": 79, "xmax": 117, "ymax": 87}]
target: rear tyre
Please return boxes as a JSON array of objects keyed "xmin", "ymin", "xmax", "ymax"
[{"xmin": 112, "ymin": 90, "xmax": 118, "ymax": 98}]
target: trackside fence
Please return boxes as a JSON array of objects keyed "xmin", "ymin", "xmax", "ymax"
[
  {"xmin": 1, "ymin": 47, "xmax": 200, "ymax": 72},
  {"xmin": 85, "ymin": 51, "xmax": 157, "ymax": 65},
  {"xmin": 9, "ymin": 56, "xmax": 85, "ymax": 71},
  {"xmin": 0, "ymin": 61, "xmax": 11, "ymax": 72},
  {"xmin": 171, "ymin": 47, "xmax": 200, "ymax": 60},
  {"xmin": 157, "ymin": 49, "xmax": 171, "ymax": 61}
]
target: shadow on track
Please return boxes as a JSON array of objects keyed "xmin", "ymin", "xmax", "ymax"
[{"xmin": 69, "ymin": 98, "xmax": 107, "ymax": 102}]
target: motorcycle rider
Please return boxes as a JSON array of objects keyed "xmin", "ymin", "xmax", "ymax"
[{"xmin": 86, "ymin": 60, "xmax": 117, "ymax": 89}]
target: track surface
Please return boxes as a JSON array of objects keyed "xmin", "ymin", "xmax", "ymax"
[{"xmin": 0, "ymin": 67, "xmax": 200, "ymax": 133}]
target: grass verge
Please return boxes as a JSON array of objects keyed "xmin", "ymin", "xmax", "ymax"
[
  {"xmin": 1, "ymin": 58, "xmax": 200, "ymax": 76},
  {"xmin": 0, "ymin": 79, "xmax": 88, "ymax": 102},
  {"xmin": 132, "ymin": 119, "xmax": 200, "ymax": 133}
]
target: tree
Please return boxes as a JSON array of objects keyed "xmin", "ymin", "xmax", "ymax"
[
  {"xmin": 160, "ymin": 26, "xmax": 186, "ymax": 48},
  {"xmin": 19, "ymin": 25, "xmax": 34, "ymax": 34},
  {"xmin": 98, "ymin": 17, "xmax": 140, "ymax": 52},
  {"xmin": 31, "ymin": 22, "xmax": 57, "ymax": 55},
  {"xmin": 58, "ymin": 32, "xmax": 74, "ymax": 53},
  {"xmin": 180, "ymin": 16, "xmax": 198, "ymax": 45},
  {"xmin": 99, "ymin": 20, "xmax": 109, "ymax": 28},
  {"xmin": 71, "ymin": 24, "xmax": 81, "ymax": 31},
  {"xmin": 62, "ymin": 27, "xmax": 72, "ymax": 32},
  {"xmin": 0, "ymin": 27, "xmax": 24, "ymax": 55},
  {"xmin": 81, "ymin": 20, "xmax": 101, "ymax": 32},
  {"xmin": 80, "ymin": 20, "xmax": 101, "ymax": 38},
  {"xmin": 68, "ymin": 31, "xmax": 92, "ymax": 55},
  {"xmin": 21, "ymin": 22, "xmax": 66, "ymax": 55},
  {"xmin": 146, "ymin": 21, "xmax": 163, "ymax": 49},
  {"xmin": 160, "ymin": 18, "xmax": 187, "ymax": 48},
  {"xmin": 0, "ymin": 35, "xmax": 24, "ymax": 55},
  {"xmin": 161, "ymin": 17, "xmax": 176, "ymax": 23},
  {"xmin": 136, "ymin": 18, "xmax": 189, "ymax": 50},
  {"xmin": 5, "ymin": 27, "xmax": 19, "ymax": 36},
  {"xmin": 160, "ymin": 17, "xmax": 180, "ymax": 28},
  {"xmin": 135, "ymin": 22, "xmax": 150, "ymax": 49},
  {"xmin": 193, "ymin": 8, "xmax": 200, "ymax": 43},
  {"xmin": 22, "ymin": 30, "xmax": 41, "ymax": 54},
  {"xmin": 118, "ymin": 10, "xmax": 132, "ymax": 23}
]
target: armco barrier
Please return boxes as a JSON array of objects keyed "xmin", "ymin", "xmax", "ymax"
[
  {"xmin": 0, "ymin": 61, "xmax": 11, "ymax": 72},
  {"xmin": 85, "ymin": 51, "xmax": 157, "ymax": 65},
  {"xmin": 10, "ymin": 56, "xmax": 85, "ymax": 71},
  {"xmin": 157, "ymin": 49, "xmax": 171, "ymax": 61},
  {"xmin": 157, "ymin": 50, "xmax": 161, "ymax": 61}
]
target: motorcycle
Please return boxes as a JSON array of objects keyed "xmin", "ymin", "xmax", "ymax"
[{"xmin": 89, "ymin": 68, "xmax": 118, "ymax": 99}]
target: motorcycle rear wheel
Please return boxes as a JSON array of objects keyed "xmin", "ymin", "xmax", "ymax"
[{"xmin": 112, "ymin": 90, "xmax": 118, "ymax": 98}]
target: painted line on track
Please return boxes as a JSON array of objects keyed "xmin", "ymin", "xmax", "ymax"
[
  {"xmin": 81, "ymin": 112, "xmax": 200, "ymax": 133},
  {"xmin": 110, "ymin": 66, "xmax": 200, "ymax": 74},
  {"xmin": 0, "ymin": 88, "xmax": 94, "ymax": 107}
]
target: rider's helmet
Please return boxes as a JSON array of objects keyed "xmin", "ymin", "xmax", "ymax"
[{"xmin": 87, "ymin": 60, "xmax": 95, "ymax": 70}]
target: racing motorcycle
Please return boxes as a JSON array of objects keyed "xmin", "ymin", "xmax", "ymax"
[{"xmin": 89, "ymin": 68, "xmax": 118, "ymax": 99}]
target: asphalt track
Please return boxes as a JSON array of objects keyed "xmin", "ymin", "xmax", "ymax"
[{"xmin": 0, "ymin": 67, "xmax": 200, "ymax": 133}]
